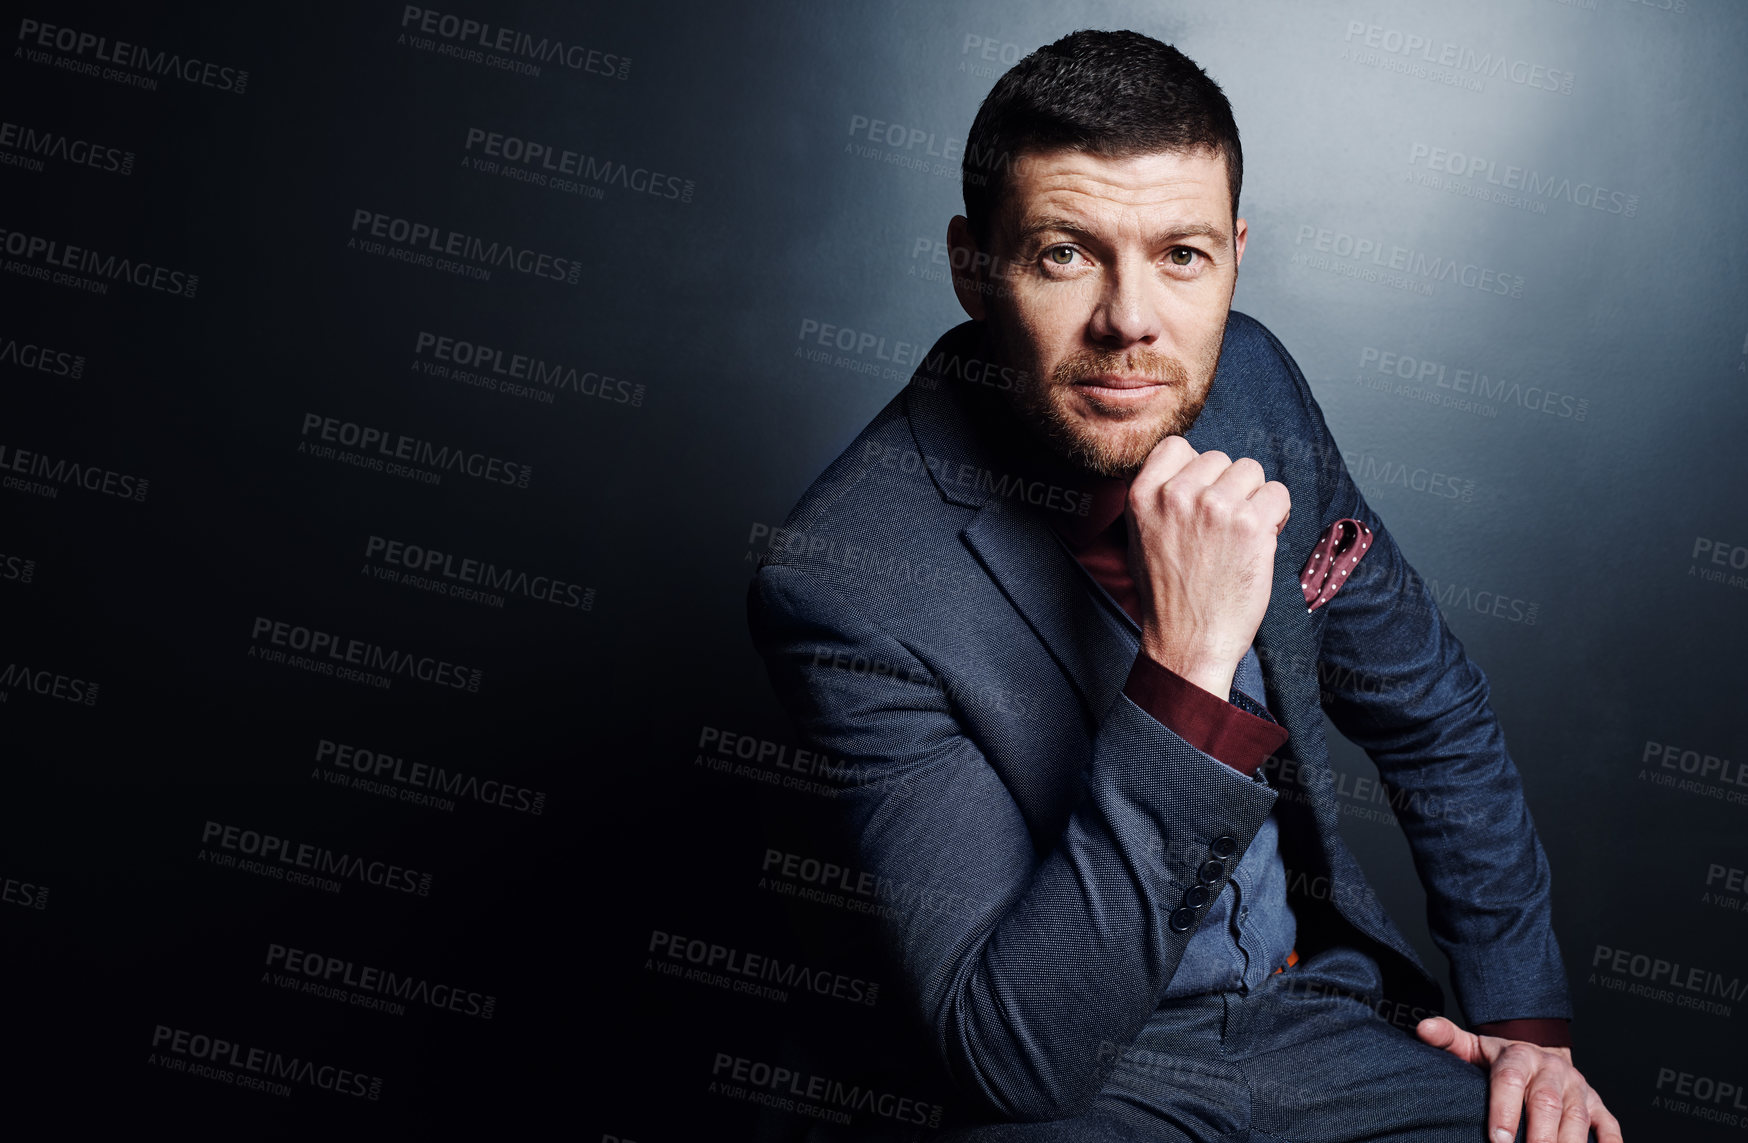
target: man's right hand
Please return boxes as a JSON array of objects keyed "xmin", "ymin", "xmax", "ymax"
[{"xmin": 1124, "ymin": 436, "xmax": 1291, "ymax": 701}]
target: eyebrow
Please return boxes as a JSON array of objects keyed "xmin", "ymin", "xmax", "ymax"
[{"xmin": 1013, "ymin": 216, "xmax": 1231, "ymax": 249}]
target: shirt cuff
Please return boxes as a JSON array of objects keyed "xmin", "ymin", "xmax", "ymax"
[
  {"xmin": 1472, "ymin": 1018, "xmax": 1572, "ymax": 1049},
  {"xmin": 1122, "ymin": 650, "xmax": 1290, "ymax": 777}
]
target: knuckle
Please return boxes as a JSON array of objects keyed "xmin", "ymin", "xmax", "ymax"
[
  {"xmin": 1493, "ymin": 1066, "xmax": 1530, "ymax": 1089},
  {"xmin": 1527, "ymin": 1090, "xmax": 1565, "ymax": 1115},
  {"xmin": 1236, "ymin": 510, "xmax": 1270, "ymax": 537}
]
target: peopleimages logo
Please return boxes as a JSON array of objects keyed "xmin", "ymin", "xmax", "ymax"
[
  {"xmin": 199, "ymin": 820, "xmax": 434, "ymax": 897},
  {"xmin": 398, "ymin": 6, "xmax": 629, "ymax": 80},
  {"xmin": 149, "ymin": 1025, "xmax": 382, "ymax": 1100},
  {"xmin": 0, "ymin": 225, "xmax": 198, "ymax": 298},
  {"xmin": 1406, "ymin": 143, "xmax": 1638, "ymax": 218},
  {"xmin": 0, "ymin": 329, "xmax": 85, "ymax": 377},
  {"xmin": 248, "ymin": 615, "xmax": 484, "ymax": 693},
  {"xmin": 348, "ymin": 208, "xmax": 581, "ymax": 285},
  {"xmin": 0, "ymin": 121, "xmax": 133, "ymax": 176},
  {"xmin": 649, "ymin": 928, "xmax": 879, "ymax": 1007},
  {"xmin": 0, "ymin": 661, "xmax": 99, "ymax": 706},
  {"xmin": 0, "ymin": 441, "xmax": 148, "ymax": 501},
  {"xmin": 1293, "ymin": 225, "xmax": 1525, "ymax": 298},
  {"xmin": 316, "ymin": 738, "xmax": 548, "ymax": 816},
  {"xmin": 298, "ymin": 412, "xmax": 532, "ymax": 489},
  {"xmin": 1590, "ymin": 943, "xmax": 1742, "ymax": 1018},
  {"xmin": 16, "ymin": 19, "xmax": 250, "ymax": 94},
  {"xmin": 461, "ymin": 128, "xmax": 693, "ymax": 201},
  {"xmin": 1356, "ymin": 347, "xmax": 1589, "ymax": 421},
  {"xmin": 1340, "ymin": 20, "xmax": 1574, "ymax": 95},
  {"xmin": 0, "ymin": 441, "xmax": 149, "ymax": 502},
  {"xmin": 709, "ymin": 1052, "xmax": 945, "ymax": 1129},
  {"xmin": 2, "ymin": 873, "xmax": 49, "ymax": 910},
  {"xmin": 266, "ymin": 942, "xmax": 496, "ymax": 1020},
  {"xmin": 364, "ymin": 535, "xmax": 592, "ymax": 611},
  {"xmin": 413, "ymin": 330, "xmax": 643, "ymax": 407}
]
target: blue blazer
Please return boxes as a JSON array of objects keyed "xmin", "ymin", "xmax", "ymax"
[{"xmin": 746, "ymin": 313, "xmax": 1571, "ymax": 1123}]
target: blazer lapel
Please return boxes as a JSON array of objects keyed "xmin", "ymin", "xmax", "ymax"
[
  {"xmin": 960, "ymin": 500, "xmax": 1137, "ymax": 724},
  {"xmin": 904, "ymin": 324, "xmax": 1139, "ymax": 725}
]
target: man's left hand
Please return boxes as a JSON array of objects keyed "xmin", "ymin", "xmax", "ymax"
[{"xmin": 1416, "ymin": 1016, "xmax": 1623, "ymax": 1143}]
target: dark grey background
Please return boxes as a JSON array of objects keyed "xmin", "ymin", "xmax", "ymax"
[{"xmin": 2, "ymin": 1, "xmax": 1743, "ymax": 1138}]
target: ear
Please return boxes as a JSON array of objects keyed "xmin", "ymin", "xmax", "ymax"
[
  {"xmin": 947, "ymin": 215, "xmax": 988, "ymax": 321},
  {"xmin": 1233, "ymin": 215, "xmax": 1248, "ymax": 272}
]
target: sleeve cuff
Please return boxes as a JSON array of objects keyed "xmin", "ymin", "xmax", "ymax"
[
  {"xmin": 1122, "ymin": 650, "xmax": 1290, "ymax": 778},
  {"xmin": 1472, "ymin": 1018, "xmax": 1571, "ymax": 1049}
]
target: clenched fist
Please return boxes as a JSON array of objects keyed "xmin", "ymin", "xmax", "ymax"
[{"xmin": 1124, "ymin": 436, "xmax": 1290, "ymax": 700}]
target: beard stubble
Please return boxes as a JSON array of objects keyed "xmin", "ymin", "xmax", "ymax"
[{"xmin": 1009, "ymin": 336, "xmax": 1223, "ymax": 480}]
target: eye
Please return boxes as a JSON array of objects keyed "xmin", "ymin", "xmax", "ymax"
[
  {"xmin": 1168, "ymin": 247, "xmax": 1199, "ymax": 267},
  {"xmin": 1044, "ymin": 245, "xmax": 1078, "ymax": 266}
]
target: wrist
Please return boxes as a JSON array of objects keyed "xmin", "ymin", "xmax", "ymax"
[{"xmin": 1137, "ymin": 644, "xmax": 1236, "ymax": 700}]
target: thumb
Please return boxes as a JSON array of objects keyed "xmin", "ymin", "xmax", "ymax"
[{"xmin": 1416, "ymin": 1016, "xmax": 1484, "ymax": 1066}]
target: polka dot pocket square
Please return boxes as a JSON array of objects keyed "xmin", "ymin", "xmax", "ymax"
[{"xmin": 1301, "ymin": 518, "xmax": 1372, "ymax": 613}]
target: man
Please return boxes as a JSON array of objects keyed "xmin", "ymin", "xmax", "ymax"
[{"xmin": 747, "ymin": 29, "xmax": 1620, "ymax": 1143}]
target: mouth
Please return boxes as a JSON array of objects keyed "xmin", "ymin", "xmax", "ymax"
[{"xmin": 1071, "ymin": 374, "xmax": 1174, "ymax": 405}]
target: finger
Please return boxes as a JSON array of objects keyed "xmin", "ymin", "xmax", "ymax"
[
  {"xmin": 1133, "ymin": 435, "xmax": 1198, "ymax": 493},
  {"xmin": 1129, "ymin": 438, "xmax": 1197, "ymax": 522},
  {"xmin": 1486, "ymin": 1046, "xmax": 1536, "ymax": 1143},
  {"xmin": 1251, "ymin": 481, "xmax": 1291, "ymax": 535},
  {"xmin": 1519, "ymin": 1060, "xmax": 1566, "ymax": 1143},
  {"xmin": 1587, "ymin": 1094, "xmax": 1623, "ymax": 1143},
  {"xmin": 1415, "ymin": 1016, "xmax": 1482, "ymax": 1065},
  {"xmin": 1207, "ymin": 455, "xmax": 1267, "ymax": 501},
  {"xmin": 1170, "ymin": 448, "xmax": 1232, "ymax": 491},
  {"xmin": 1555, "ymin": 1085, "xmax": 1592, "ymax": 1143}
]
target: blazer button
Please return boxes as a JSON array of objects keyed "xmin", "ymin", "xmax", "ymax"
[
  {"xmin": 1197, "ymin": 859, "xmax": 1225, "ymax": 885},
  {"xmin": 1211, "ymin": 834, "xmax": 1237, "ymax": 859},
  {"xmin": 1183, "ymin": 884, "xmax": 1209, "ymax": 909},
  {"xmin": 1168, "ymin": 907, "xmax": 1195, "ymax": 932}
]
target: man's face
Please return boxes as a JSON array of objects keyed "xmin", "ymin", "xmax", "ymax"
[{"xmin": 949, "ymin": 146, "xmax": 1247, "ymax": 478}]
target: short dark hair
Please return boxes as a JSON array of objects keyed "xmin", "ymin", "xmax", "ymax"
[{"xmin": 961, "ymin": 29, "xmax": 1243, "ymax": 251}]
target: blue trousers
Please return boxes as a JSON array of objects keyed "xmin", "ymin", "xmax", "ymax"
[{"xmin": 931, "ymin": 944, "xmax": 1562, "ymax": 1143}]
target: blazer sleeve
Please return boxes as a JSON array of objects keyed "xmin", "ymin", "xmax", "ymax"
[
  {"xmin": 1282, "ymin": 355, "xmax": 1574, "ymax": 1031},
  {"xmin": 748, "ymin": 561, "xmax": 1279, "ymax": 1122}
]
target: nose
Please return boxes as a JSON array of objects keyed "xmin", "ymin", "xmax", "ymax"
[{"xmin": 1087, "ymin": 256, "xmax": 1164, "ymax": 348}]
